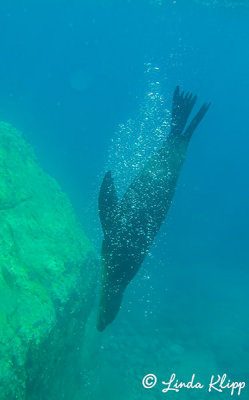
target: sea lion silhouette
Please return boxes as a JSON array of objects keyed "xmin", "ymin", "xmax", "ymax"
[{"xmin": 97, "ymin": 86, "xmax": 210, "ymax": 331}]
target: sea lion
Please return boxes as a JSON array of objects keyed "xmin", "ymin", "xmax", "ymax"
[{"xmin": 97, "ymin": 86, "xmax": 210, "ymax": 331}]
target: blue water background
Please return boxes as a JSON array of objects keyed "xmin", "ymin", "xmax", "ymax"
[{"xmin": 0, "ymin": 1, "xmax": 248, "ymax": 398}]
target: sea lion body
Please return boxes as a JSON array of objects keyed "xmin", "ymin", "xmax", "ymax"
[{"xmin": 97, "ymin": 87, "xmax": 210, "ymax": 331}]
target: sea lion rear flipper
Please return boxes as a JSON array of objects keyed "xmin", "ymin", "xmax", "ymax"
[
  {"xmin": 183, "ymin": 102, "xmax": 211, "ymax": 142},
  {"xmin": 98, "ymin": 171, "xmax": 118, "ymax": 235},
  {"xmin": 171, "ymin": 86, "xmax": 197, "ymax": 136}
]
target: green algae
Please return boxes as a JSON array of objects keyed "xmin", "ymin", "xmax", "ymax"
[{"xmin": 0, "ymin": 121, "xmax": 98, "ymax": 400}]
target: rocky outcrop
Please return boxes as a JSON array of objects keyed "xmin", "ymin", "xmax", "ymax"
[{"xmin": 0, "ymin": 122, "xmax": 98, "ymax": 400}]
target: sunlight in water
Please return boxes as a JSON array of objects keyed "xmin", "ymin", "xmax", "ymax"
[{"xmin": 193, "ymin": 0, "xmax": 249, "ymax": 7}]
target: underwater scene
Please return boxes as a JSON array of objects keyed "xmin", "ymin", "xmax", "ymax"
[{"xmin": 0, "ymin": 1, "xmax": 248, "ymax": 399}]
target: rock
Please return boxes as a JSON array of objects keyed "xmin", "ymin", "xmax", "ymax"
[{"xmin": 0, "ymin": 122, "xmax": 98, "ymax": 400}]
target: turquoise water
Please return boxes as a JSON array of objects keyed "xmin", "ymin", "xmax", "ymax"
[{"xmin": 0, "ymin": 1, "xmax": 248, "ymax": 399}]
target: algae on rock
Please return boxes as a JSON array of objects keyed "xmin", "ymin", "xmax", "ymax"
[{"xmin": 0, "ymin": 121, "xmax": 98, "ymax": 400}]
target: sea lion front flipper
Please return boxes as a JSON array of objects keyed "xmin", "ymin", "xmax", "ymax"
[{"xmin": 98, "ymin": 171, "xmax": 118, "ymax": 236}]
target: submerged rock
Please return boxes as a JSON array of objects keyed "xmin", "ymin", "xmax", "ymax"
[{"xmin": 0, "ymin": 122, "xmax": 98, "ymax": 400}]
